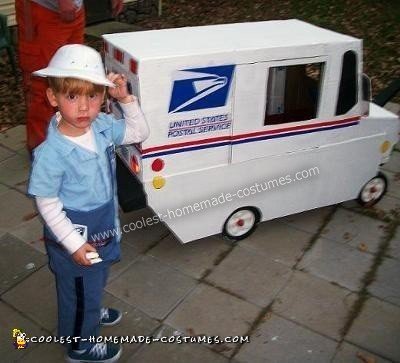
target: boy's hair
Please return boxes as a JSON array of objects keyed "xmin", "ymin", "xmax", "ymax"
[{"xmin": 48, "ymin": 77, "xmax": 105, "ymax": 95}]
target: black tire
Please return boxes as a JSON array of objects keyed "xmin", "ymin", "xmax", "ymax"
[
  {"xmin": 222, "ymin": 207, "xmax": 260, "ymax": 241},
  {"xmin": 357, "ymin": 172, "xmax": 388, "ymax": 207}
]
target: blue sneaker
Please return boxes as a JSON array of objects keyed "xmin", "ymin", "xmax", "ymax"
[
  {"xmin": 100, "ymin": 307, "xmax": 122, "ymax": 326},
  {"xmin": 66, "ymin": 342, "xmax": 122, "ymax": 363}
]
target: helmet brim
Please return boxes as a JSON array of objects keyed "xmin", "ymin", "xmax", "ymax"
[{"xmin": 33, "ymin": 67, "xmax": 116, "ymax": 88}]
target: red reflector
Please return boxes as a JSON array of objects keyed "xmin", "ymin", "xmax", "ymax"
[
  {"xmin": 151, "ymin": 158, "xmax": 164, "ymax": 172},
  {"xmin": 130, "ymin": 59, "xmax": 138, "ymax": 74},
  {"xmin": 114, "ymin": 48, "xmax": 124, "ymax": 63},
  {"xmin": 130, "ymin": 155, "xmax": 140, "ymax": 173},
  {"xmin": 104, "ymin": 42, "xmax": 109, "ymax": 54}
]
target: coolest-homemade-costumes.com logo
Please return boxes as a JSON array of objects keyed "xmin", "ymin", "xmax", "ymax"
[{"xmin": 12, "ymin": 329, "xmax": 28, "ymax": 350}]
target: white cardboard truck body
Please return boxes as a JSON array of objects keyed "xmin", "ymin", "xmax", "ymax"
[{"xmin": 103, "ymin": 20, "xmax": 399, "ymax": 243}]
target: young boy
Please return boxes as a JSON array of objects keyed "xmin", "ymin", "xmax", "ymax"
[{"xmin": 28, "ymin": 44, "xmax": 149, "ymax": 363}]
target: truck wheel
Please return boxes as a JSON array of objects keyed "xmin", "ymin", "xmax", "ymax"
[
  {"xmin": 357, "ymin": 172, "xmax": 387, "ymax": 206},
  {"xmin": 223, "ymin": 207, "xmax": 259, "ymax": 241}
]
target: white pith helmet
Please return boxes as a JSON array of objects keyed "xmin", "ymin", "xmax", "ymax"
[{"xmin": 33, "ymin": 44, "xmax": 115, "ymax": 87}]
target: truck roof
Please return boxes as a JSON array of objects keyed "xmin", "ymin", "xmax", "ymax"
[{"xmin": 103, "ymin": 19, "xmax": 360, "ymax": 61}]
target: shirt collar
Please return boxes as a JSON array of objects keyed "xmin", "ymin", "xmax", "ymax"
[
  {"xmin": 91, "ymin": 113, "xmax": 113, "ymax": 133},
  {"xmin": 47, "ymin": 113, "xmax": 76, "ymax": 156},
  {"xmin": 47, "ymin": 112, "xmax": 108, "ymax": 160}
]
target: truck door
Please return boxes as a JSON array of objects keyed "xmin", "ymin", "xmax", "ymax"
[{"xmin": 231, "ymin": 57, "xmax": 328, "ymax": 164}]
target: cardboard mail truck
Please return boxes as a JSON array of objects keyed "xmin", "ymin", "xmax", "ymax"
[{"xmin": 103, "ymin": 20, "xmax": 399, "ymax": 243}]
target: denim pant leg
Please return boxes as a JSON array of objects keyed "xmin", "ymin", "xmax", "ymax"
[
  {"xmin": 54, "ymin": 266, "xmax": 108, "ymax": 350},
  {"xmin": 47, "ymin": 242, "xmax": 109, "ymax": 350}
]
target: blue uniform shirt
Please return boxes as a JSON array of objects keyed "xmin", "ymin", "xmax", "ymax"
[{"xmin": 28, "ymin": 112, "xmax": 125, "ymax": 212}]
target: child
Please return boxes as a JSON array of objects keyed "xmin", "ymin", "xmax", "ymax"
[{"xmin": 28, "ymin": 44, "xmax": 149, "ymax": 363}]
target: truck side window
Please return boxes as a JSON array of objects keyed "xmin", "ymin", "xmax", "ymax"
[
  {"xmin": 336, "ymin": 50, "xmax": 357, "ymax": 115},
  {"xmin": 264, "ymin": 62, "xmax": 324, "ymax": 125}
]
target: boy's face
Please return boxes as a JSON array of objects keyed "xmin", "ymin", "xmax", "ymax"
[{"xmin": 46, "ymin": 87, "xmax": 105, "ymax": 136}]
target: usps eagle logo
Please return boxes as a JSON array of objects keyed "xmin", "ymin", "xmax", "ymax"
[{"xmin": 168, "ymin": 65, "xmax": 235, "ymax": 113}]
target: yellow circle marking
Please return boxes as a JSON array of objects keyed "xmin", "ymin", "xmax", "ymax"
[
  {"xmin": 380, "ymin": 141, "xmax": 391, "ymax": 154},
  {"xmin": 153, "ymin": 176, "xmax": 166, "ymax": 189}
]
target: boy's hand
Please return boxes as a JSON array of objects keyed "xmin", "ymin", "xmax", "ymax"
[
  {"xmin": 72, "ymin": 243, "xmax": 97, "ymax": 266},
  {"xmin": 107, "ymin": 73, "xmax": 134, "ymax": 104}
]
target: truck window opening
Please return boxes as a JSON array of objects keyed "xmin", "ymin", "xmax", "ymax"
[
  {"xmin": 264, "ymin": 62, "xmax": 324, "ymax": 125},
  {"xmin": 336, "ymin": 50, "xmax": 357, "ymax": 115}
]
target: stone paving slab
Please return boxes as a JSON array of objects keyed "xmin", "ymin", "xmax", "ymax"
[
  {"xmin": 148, "ymin": 234, "xmax": 231, "ymax": 279},
  {"xmin": 129, "ymin": 324, "xmax": 229, "ymax": 363},
  {"xmin": 273, "ymin": 271, "xmax": 357, "ymax": 340},
  {"xmin": 109, "ymin": 241, "xmax": 141, "ymax": 282},
  {"xmin": 0, "ymin": 125, "xmax": 26, "ymax": 151},
  {"xmin": 165, "ymin": 283, "xmax": 261, "ymax": 356},
  {"xmin": 0, "ymin": 189, "xmax": 36, "ymax": 231},
  {"xmin": 14, "ymin": 179, "xmax": 28, "ymax": 194},
  {"xmin": 107, "ymin": 255, "xmax": 197, "ymax": 320},
  {"xmin": 382, "ymin": 150, "xmax": 400, "ymax": 173},
  {"xmin": 101, "ymin": 292, "xmax": 160, "ymax": 361},
  {"xmin": 241, "ymin": 220, "xmax": 314, "ymax": 267},
  {"xmin": 2, "ymin": 266, "xmax": 57, "ymax": 332},
  {"xmin": 384, "ymin": 170, "xmax": 400, "ymax": 200},
  {"xmin": 342, "ymin": 194, "xmax": 400, "ymax": 221},
  {"xmin": 10, "ymin": 216, "xmax": 45, "ymax": 254},
  {"xmin": 280, "ymin": 206, "xmax": 334, "ymax": 234},
  {"xmin": 387, "ymin": 227, "xmax": 400, "ymax": 260},
  {"xmin": 15, "ymin": 146, "xmax": 30, "ymax": 158},
  {"xmin": 320, "ymin": 208, "xmax": 387, "ymax": 254},
  {"xmin": 332, "ymin": 342, "xmax": 392, "ymax": 363},
  {"xmin": 346, "ymin": 297, "xmax": 400, "ymax": 362},
  {"xmin": 0, "ymin": 145, "xmax": 14, "ymax": 162},
  {"xmin": 16, "ymin": 340, "xmax": 65, "ymax": 363},
  {"xmin": 0, "ymin": 182, "xmax": 10, "ymax": 196},
  {"xmin": 368, "ymin": 257, "xmax": 400, "ymax": 307},
  {"xmin": 0, "ymin": 233, "xmax": 47, "ymax": 295},
  {"xmin": 0, "ymin": 152, "xmax": 30, "ymax": 187},
  {"xmin": 120, "ymin": 208, "xmax": 170, "ymax": 253},
  {"xmin": 235, "ymin": 313, "xmax": 337, "ymax": 363},
  {"xmin": 0, "ymin": 301, "xmax": 48, "ymax": 363},
  {"xmin": 371, "ymin": 194, "xmax": 400, "ymax": 219},
  {"xmin": 206, "ymin": 245, "xmax": 292, "ymax": 307},
  {"xmin": 297, "ymin": 237, "xmax": 374, "ymax": 291}
]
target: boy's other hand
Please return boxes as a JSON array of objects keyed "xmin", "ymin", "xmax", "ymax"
[
  {"xmin": 107, "ymin": 73, "xmax": 134, "ymax": 104},
  {"xmin": 72, "ymin": 243, "xmax": 97, "ymax": 266}
]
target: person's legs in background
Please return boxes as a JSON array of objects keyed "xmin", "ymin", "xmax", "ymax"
[{"xmin": 15, "ymin": 0, "xmax": 85, "ymax": 152}]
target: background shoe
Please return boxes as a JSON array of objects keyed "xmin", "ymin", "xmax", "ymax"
[
  {"xmin": 100, "ymin": 307, "xmax": 122, "ymax": 326},
  {"xmin": 66, "ymin": 342, "xmax": 122, "ymax": 363}
]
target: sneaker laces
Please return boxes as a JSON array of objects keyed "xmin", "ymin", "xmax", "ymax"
[
  {"xmin": 89, "ymin": 342, "xmax": 107, "ymax": 359},
  {"xmin": 100, "ymin": 307, "xmax": 109, "ymax": 320}
]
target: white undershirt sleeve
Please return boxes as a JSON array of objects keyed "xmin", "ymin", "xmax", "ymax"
[
  {"xmin": 36, "ymin": 197, "xmax": 86, "ymax": 255},
  {"xmin": 119, "ymin": 99, "xmax": 150, "ymax": 144}
]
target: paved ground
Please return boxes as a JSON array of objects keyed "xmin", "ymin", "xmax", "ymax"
[
  {"xmin": 1, "ymin": 108, "xmax": 400, "ymax": 363},
  {"xmin": 0, "ymin": 18, "xmax": 399, "ymax": 361}
]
